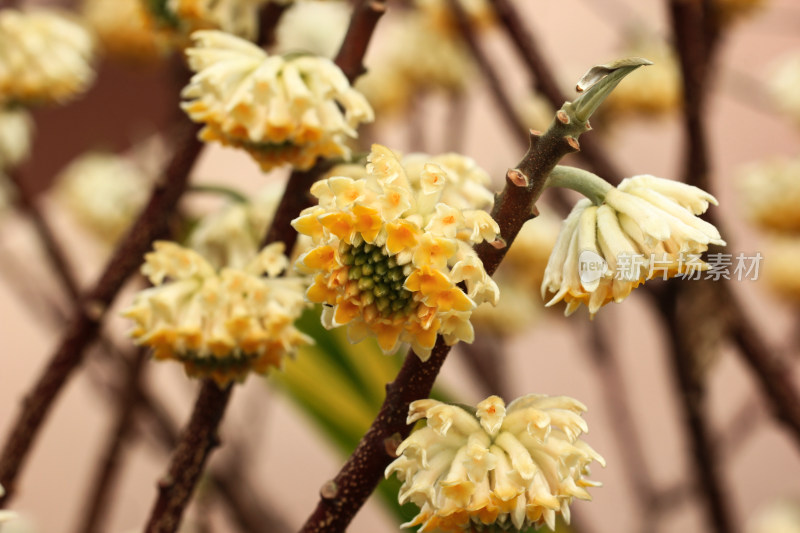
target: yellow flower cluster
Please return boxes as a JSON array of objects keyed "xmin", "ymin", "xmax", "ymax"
[
  {"xmin": 386, "ymin": 395, "xmax": 604, "ymax": 532},
  {"xmin": 543, "ymin": 175, "xmax": 725, "ymax": 316},
  {"xmin": 293, "ymin": 144, "xmax": 500, "ymax": 360},
  {"xmin": 0, "ymin": 9, "xmax": 95, "ymax": 106},
  {"xmin": 124, "ymin": 242, "xmax": 311, "ymax": 386},
  {"xmin": 182, "ymin": 30, "xmax": 374, "ymax": 171}
]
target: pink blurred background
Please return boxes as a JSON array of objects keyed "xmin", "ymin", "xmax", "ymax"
[{"xmin": 2, "ymin": 0, "xmax": 800, "ymax": 532}]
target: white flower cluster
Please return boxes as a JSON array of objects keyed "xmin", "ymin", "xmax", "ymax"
[
  {"xmin": 386, "ymin": 395, "xmax": 604, "ymax": 532},
  {"xmin": 0, "ymin": 9, "xmax": 95, "ymax": 106},
  {"xmin": 543, "ymin": 175, "xmax": 724, "ymax": 316},
  {"xmin": 182, "ymin": 30, "xmax": 374, "ymax": 171},
  {"xmin": 124, "ymin": 241, "xmax": 311, "ymax": 386}
]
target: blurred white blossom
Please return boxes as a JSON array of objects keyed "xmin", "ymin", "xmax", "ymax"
[
  {"xmin": 0, "ymin": 9, "xmax": 96, "ymax": 106},
  {"xmin": 55, "ymin": 152, "xmax": 151, "ymax": 244},
  {"xmin": 274, "ymin": 0, "xmax": 351, "ymax": 59},
  {"xmin": 738, "ymin": 156, "xmax": 800, "ymax": 233}
]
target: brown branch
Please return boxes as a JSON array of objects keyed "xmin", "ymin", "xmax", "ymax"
[
  {"xmin": 74, "ymin": 349, "xmax": 148, "ymax": 533},
  {"xmin": 260, "ymin": 162, "xmax": 335, "ymax": 251},
  {"xmin": 300, "ymin": 102, "xmax": 587, "ymax": 533},
  {"xmin": 490, "ymin": 0, "xmax": 624, "ymax": 182},
  {"xmin": 0, "ymin": 119, "xmax": 203, "ymax": 505},
  {"xmin": 658, "ymin": 286, "xmax": 737, "ymax": 533},
  {"xmin": 669, "ymin": 0, "xmax": 716, "ymax": 191},
  {"xmin": 334, "ymin": 0, "xmax": 387, "ymax": 84},
  {"xmin": 257, "ymin": 1, "xmax": 289, "ymax": 47},
  {"xmin": 7, "ymin": 169, "xmax": 81, "ymax": 301},
  {"xmin": 448, "ymin": 0, "xmax": 528, "ymax": 150},
  {"xmin": 587, "ymin": 319, "xmax": 657, "ymax": 513},
  {"xmin": 459, "ymin": 332, "xmax": 508, "ymax": 398},
  {"xmin": 300, "ymin": 338, "xmax": 451, "ymax": 533},
  {"xmin": 144, "ymin": 380, "xmax": 234, "ymax": 533},
  {"xmin": 669, "ymin": 0, "xmax": 800, "ymax": 452},
  {"xmin": 727, "ymin": 290, "xmax": 800, "ymax": 446},
  {"xmin": 99, "ymin": 360, "xmax": 293, "ymax": 533}
]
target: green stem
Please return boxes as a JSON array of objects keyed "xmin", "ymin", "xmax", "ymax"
[{"xmin": 544, "ymin": 165, "xmax": 613, "ymax": 206}]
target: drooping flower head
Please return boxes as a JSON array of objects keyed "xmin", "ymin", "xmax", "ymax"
[
  {"xmin": 386, "ymin": 394, "xmax": 605, "ymax": 532},
  {"xmin": 543, "ymin": 174, "xmax": 725, "ymax": 316},
  {"xmin": 181, "ymin": 30, "xmax": 374, "ymax": 171},
  {"xmin": 124, "ymin": 241, "xmax": 311, "ymax": 386},
  {"xmin": 292, "ymin": 144, "xmax": 500, "ymax": 360},
  {"xmin": 0, "ymin": 9, "xmax": 96, "ymax": 106}
]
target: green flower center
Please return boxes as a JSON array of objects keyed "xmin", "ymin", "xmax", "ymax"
[{"xmin": 339, "ymin": 241, "xmax": 416, "ymax": 319}]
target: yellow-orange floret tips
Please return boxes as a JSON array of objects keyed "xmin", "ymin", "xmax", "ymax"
[
  {"xmin": 123, "ymin": 241, "xmax": 311, "ymax": 387},
  {"xmin": 386, "ymin": 394, "xmax": 605, "ymax": 532},
  {"xmin": 292, "ymin": 144, "xmax": 501, "ymax": 361}
]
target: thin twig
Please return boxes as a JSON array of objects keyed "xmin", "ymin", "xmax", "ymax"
[
  {"xmin": 144, "ymin": 380, "xmax": 234, "ymax": 533},
  {"xmin": 257, "ymin": 1, "xmax": 289, "ymax": 47},
  {"xmin": 659, "ymin": 287, "xmax": 736, "ymax": 533},
  {"xmin": 444, "ymin": 89, "xmax": 468, "ymax": 153},
  {"xmin": 458, "ymin": 331, "xmax": 508, "ymax": 398},
  {"xmin": 587, "ymin": 319, "xmax": 657, "ymax": 513},
  {"xmin": 333, "ymin": 0, "xmax": 387, "ymax": 83},
  {"xmin": 259, "ymin": 162, "xmax": 335, "ymax": 251},
  {"xmin": 448, "ymin": 0, "xmax": 528, "ymax": 150},
  {"xmin": 6, "ymin": 169, "xmax": 81, "ymax": 301},
  {"xmin": 0, "ymin": 119, "xmax": 203, "ymax": 505},
  {"xmin": 74, "ymin": 349, "xmax": 148, "ymax": 533},
  {"xmin": 669, "ymin": 0, "xmax": 800, "ymax": 451},
  {"xmin": 727, "ymin": 290, "xmax": 800, "ymax": 447},
  {"xmin": 489, "ymin": 0, "xmax": 624, "ymax": 182}
]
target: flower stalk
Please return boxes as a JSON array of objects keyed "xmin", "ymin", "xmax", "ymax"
[{"xmin": 544, "ymin": 165, "xmax": 613, "ymax": 206}]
